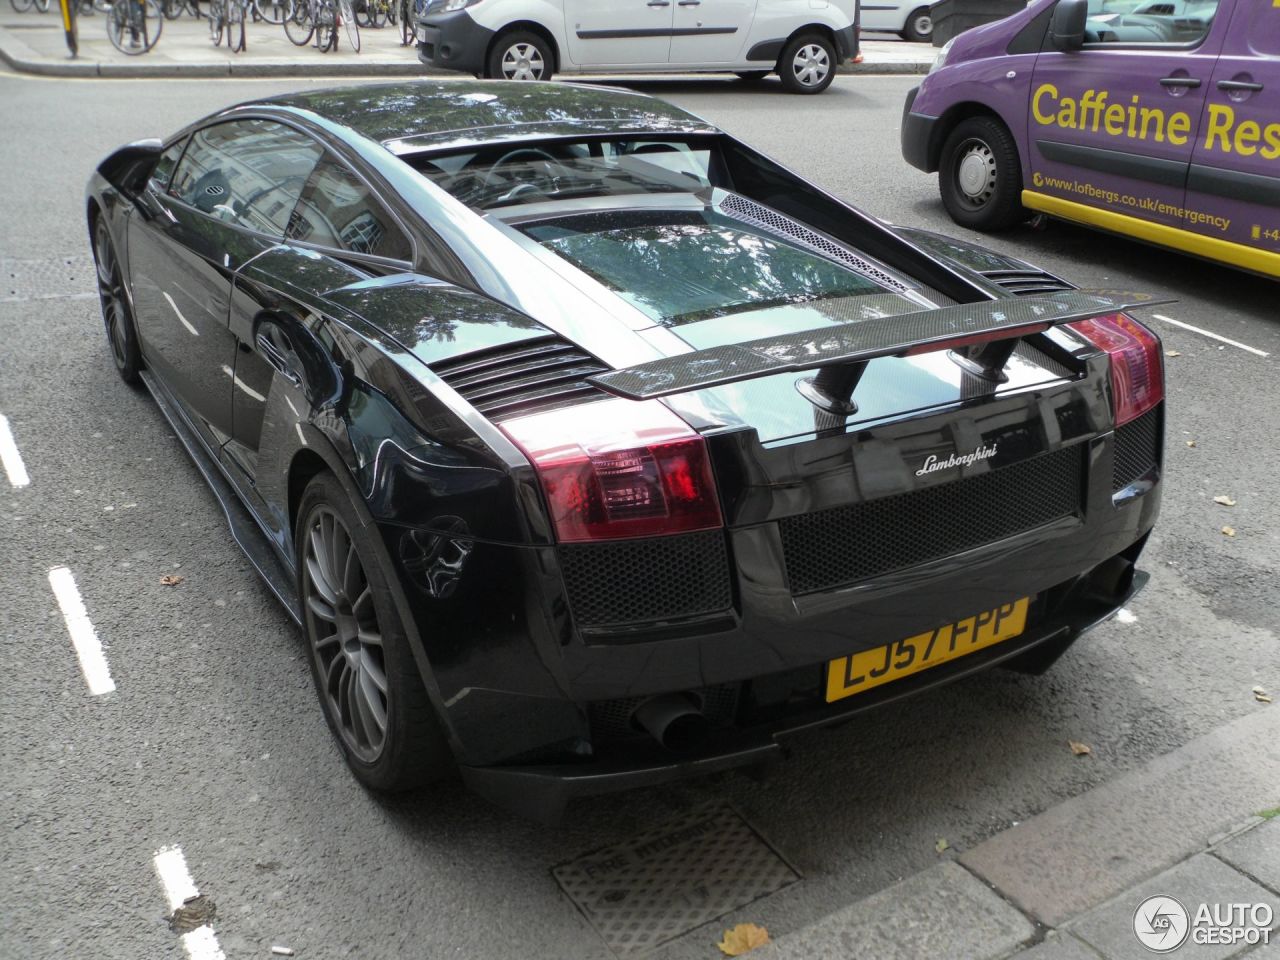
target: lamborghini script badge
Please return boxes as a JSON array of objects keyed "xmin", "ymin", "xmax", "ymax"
[{"xmin": 915, "ymin": 443, "xmax": 998, "ymax": 476}]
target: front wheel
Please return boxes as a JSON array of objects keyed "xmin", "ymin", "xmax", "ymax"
[
  {"xmin": 9, "ymin": 0, "xmax": 35, "ymax": 13},
  {"xmin": 296, "ymin": 472, "xmax": 454, "ymax": 792},
  {"xmin": 283, "ymin": 0, "xmax": 312, "ymax": 44},
  {"xmin": 224, "ymin": 0, "xmax": 244, "ymax": 50},
  {"xmin": 777, "ymin": 32, "xmax": 836, "ymax": 94},
  {"xmin": 938, "ymin": 115, "xmax": 1027, "ymax": 231},
  {"xmin": 485, "ymin": 29, "xmax": 552, "ymax": 81},
  {"xmin": 901, "ymin": 6, "xmax": 932, "ymax": 42}
]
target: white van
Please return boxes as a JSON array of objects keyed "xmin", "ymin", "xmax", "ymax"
[
  {"xmin": 860, "ymin": 2, "xmax": 932, "ymax": 42},
  {"xmin": 415, "ymin": 0, "xmax": 861, "ymax": 94}
]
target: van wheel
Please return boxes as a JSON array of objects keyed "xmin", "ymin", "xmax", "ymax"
[
  {"xmin": 778, "ymin": 33, "xmax": 836, "ymax": 94},
  {"xmin": 486, "ymin": 29, "xmax": 552, "ymax": 81},
  {"xmin": 901, "ymin": 7, "xmax": 932, "ymax": 42},
  {"xmin": 938, "ymin": 115, "xmax": 1027, "ymax": 231}
]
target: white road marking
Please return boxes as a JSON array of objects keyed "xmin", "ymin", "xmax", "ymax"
[
  {"xmin": 162, "ymin": 292, "xmax": 200, "ymax": 337},
  {"xmin": 220, "ymin": 364, "xmax": 266, "ymax": 403},
  {"xmin": 48, "ymin": 566, "xmax": 115, "ymax": 695},
  {"xmin": 153, "ymin": 846, "xmax": 227, "ymax": 960},
  {"xmin": 0, "ymin": 414, "xmax": 31, "ymax": 488},
  {"xmin": 1151, "ymin": 314, "xmax": 1270, "ymax": 358}
]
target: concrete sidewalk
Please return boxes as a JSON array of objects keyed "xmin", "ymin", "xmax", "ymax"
[
  {"xmin": 0, "ymin": 6, "xmax": 933, "ymax": 78},
  {"xmin": 761, "ymin": 704, "xmax": 1280, "ymax": 960}
]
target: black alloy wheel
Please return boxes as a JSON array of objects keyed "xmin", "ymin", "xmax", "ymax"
[
  {"xmin": 93, "ymin": 218, "xmax": 143, "ymax": 384},
  {"xmin": 296, "ymin": 472, "xmax": 453, "ymax": 791}
]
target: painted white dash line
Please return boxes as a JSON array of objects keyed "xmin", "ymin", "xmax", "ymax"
[
  {"xmin": 1151, "ymin": 314, "xmax": 1270, "ymax": 358},
  {"xmin": 48, "ymin": 566, "xmax": 115, "ymax": 696},
  {"xmin": 153, "ymin": 846, "xmax": 227, "ymax": 960},
  {"xmin": 0, "ymin": 414, "xmax": 31, "ymax": 488}
]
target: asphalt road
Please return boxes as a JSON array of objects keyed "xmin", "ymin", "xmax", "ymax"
[{"xmin": 1, "ymin": 70, "xmax": 1276, "ymax": 960}]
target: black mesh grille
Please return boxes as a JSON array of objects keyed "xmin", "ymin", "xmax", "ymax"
[
  {"xmin": 981, "ymin": 268, "xmax": 1074, "ymax": 296},
  {"xmin": 589, "ymin": 685, "xmax": 740, "ymax": 741},
  {"xmin": 1112, "ymin": 406, "xmax": 1160, "ymax": 491},
  {"xmin": 560, "ymin": 530, "xmax": 732, "ymax": 627},
  {"xmin": 780, "ymin": 446, "xmax": 1085, "ymax": 595},
  {"xmin": 430, "ymin": 334, "xmax": 608, "ymax": 421}
]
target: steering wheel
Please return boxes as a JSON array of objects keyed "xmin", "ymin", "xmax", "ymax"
[{"xmin": 480, "ymin": 147, "xmax": 562, "ymax": 194}]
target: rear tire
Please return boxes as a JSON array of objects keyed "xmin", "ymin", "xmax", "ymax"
[
  {"xmin": 485, "ymin": 29, "xmax": 552, "ymax": 81},
  {"xmin": 296, "ymin": 472, "xmax": 454, "ymax": 793},
  {"xmin": 92, "ymin": 216, "xmax": 143, "ymax": 385},
  {"xmin": 938, "ymin": 115, "xmax": 1027, "ymax": 231},
  {"xmin": 777, "ymin": 32, "xmax": 836, "ymax": 94},
  {"xmin": 901, "ymin": 6, "xmax": 932, "ymax": 42}
]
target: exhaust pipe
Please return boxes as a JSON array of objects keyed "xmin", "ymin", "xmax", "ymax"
[
  {"xmin": 1088, "ymin": 555, "xmax": 1135, "ymax": 604},
  {"xmin": 632, "ymin": 693, "xmax": 710, "ymax": 752}
]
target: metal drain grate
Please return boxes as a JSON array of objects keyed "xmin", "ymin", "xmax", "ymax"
[
  {"xmin": 553, "ymin": 801, "xmax": 799, "ymax": 956},
  {"xmin": 1, "ymin": 255, "xmax": 97, "ymax": 303}
]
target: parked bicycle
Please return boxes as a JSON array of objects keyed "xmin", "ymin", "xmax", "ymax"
[
  {"xmin": 207, "ymin": 0, "xmax": 246, "ymax": 51},
  {"xmin": 284, "ymin": 0, "xmax": 357, "ymax": 52},
  {"xmin": 9, "ymin": 0, "xmax": 51, "ymax": 14},
  {"xmin": 159, "ymin": 0, "xmax": 199, "ymax": 19},
  {"xmin": 106, "ymin": 0, "xmax": 162, "ymax": 54},
  {"xmin": 397, "ymin": 0, "xmax": 416, "ymax": 46},
  {"xmin": 251, "ymin": 0, "xmax": 290, "ymax": 24}
]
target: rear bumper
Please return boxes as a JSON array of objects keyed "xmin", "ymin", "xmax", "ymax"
[
  {"xmin": 416, "ymin": 8, "xmax": 492, "ymax": 74},
  {"xmin": 901, "ymin": 85, "xmax": 939, "ymax": 172},
  {"xmin": 462, "ymin": 557, "xmax": 1152, "ymax": 822}
]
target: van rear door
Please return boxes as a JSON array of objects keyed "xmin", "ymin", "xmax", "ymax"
[
  {"xmin": 1182, "ymin": 0, "xmax": 1280, "ymax": 277},
  {"xmin": 1024, "ymin": 0, "xmax": 1229, "ymax": 233}
]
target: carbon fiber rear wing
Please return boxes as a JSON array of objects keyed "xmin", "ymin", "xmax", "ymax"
[{"xmin": 588, "ymin": 291, "xmax": 1173, "ymax": 405}]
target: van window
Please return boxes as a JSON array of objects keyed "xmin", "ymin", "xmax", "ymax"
[{"xmin": 1085, "ymin": 0, "xmax": 1219, "ymax": 45}]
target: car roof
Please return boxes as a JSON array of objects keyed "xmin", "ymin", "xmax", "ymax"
[{"xmin": 252, "ymin": 80, "xmax": 719, "ymax": 154}]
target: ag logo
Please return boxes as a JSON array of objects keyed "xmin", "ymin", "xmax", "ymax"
[
  {"xmin": 1133, "ymin": 895, "xmax": 1190, "ymax": 952},
  {"xmin": 204, "ymin": 184, "xmax": 226, "ymax": 196}
]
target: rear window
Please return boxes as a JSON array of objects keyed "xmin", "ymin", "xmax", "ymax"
[
  {"xmin": 409, "ymin": 139, "xmax": 714, "ymax": 211},
  {"xmin": 522, "ymin": 210, "xmax": 884, "ymax": 327}
]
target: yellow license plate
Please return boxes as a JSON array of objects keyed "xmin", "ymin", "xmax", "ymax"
[{"xmin": 825, "ymin": 598, "xmax": 1031, "ymax": 703}]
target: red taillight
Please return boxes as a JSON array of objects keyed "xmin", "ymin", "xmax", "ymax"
[
  {"xmin": 500, "ymin": 398, "xmax": 723, "ymax": 542},
  {"xmin": 1067, "ymin": 313, "xmax": 1164, "ymax": 426}
]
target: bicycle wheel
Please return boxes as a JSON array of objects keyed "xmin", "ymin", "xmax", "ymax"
[
  {"xmin": 282, "ymin": 0, "xmax": 312, "ymax": 44},
  {"xmin": 398, "ymin": 0, "xmax": 411, "ymax": 45},
  {"xmin": 340, "ymin": 0, "xmax": 358, "ymax": 50},
  {"xmin": 207, "ymin": 0, "xmax": 223, "ymax": 43},
  {"xmin": 34, "ymin": 0, "xmax": 51, "ymax": 12},
  {"xmin": 10, "ymin": 0, "xmax": 35, "ymax": 13},
  {"xmin": 161, "ymin": 0, "xmax": 181, "ymax": 19},
  {"xmin": 107, "ymin": 0, "xmax": 160, "ymax": 53},
  {"xmin": 225, "ymin": 0, "xmax": 244, "ymax": 49}
]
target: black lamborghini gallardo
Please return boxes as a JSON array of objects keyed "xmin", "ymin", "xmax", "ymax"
[{"xmin": 86, "ymin": 80, "xmax": 1167, "ymax": 820}]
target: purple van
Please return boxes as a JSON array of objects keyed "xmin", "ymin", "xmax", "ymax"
[{"xmin": 901, "ymin": 0, "xmax": 1280, "ymax": 279}]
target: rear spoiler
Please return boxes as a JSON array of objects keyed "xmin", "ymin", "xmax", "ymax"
[{"xmin": 588, "ymin": 290, "xmax": 1173, "ymax": 407}]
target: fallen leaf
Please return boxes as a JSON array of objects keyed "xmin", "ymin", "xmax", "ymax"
[
  {"xmin": 160, "ymin": 574, "xmax": 184, "ymax": 586},
  {"xmin": 717, "ymin": 923, "xmax": 770, "ymax": 956},
  {"xmin": 1257, "ymin": 693, "xmax": 1274, "ymax": 704},
  {"xmin": 1165, "ymin": 350, "xmax": 1181, "ymax": 357},
  {"xmin": 1069, "ymin": 741, "xmax": 1092, "ymax": 756},
  {"xmin": 168, "ymin": 894, "xmax": 216, "ymax": 933},
  {"xmin": 935, "ymin": 838, "xmax": 950, "ymax": 854},
  {"xmin": 1186, "ymin": 440, "xmax": 1197, "ymax": 448},
  {"xmin": 1222, "ymin": 526, "xmax": 1236, "ymax": 538},
  {"xmin": 1213, "ymin": 495, "xmax": 1237, "ymax": 507}
]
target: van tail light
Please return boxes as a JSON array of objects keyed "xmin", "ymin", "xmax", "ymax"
[
  {"xmin": 1067, "ymin": 313, "xmax": 1164, "ymax": 426},
  {"xmin": 500, "ymin": 398, "xmax": 722, "ymax": 543}
]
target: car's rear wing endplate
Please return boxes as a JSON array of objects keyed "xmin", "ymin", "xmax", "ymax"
[{"xmin": 588, "ymin": 290, "xmax": 1173, "ymax": 401}]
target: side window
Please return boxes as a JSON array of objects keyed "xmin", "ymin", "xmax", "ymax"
[
  {"xmin": 285, "ymin": 154, "xmax": 412, "ymax": 262},
  {"xmin": 169, "ymin": 119, "xmax": 323, "ymax": 237},
  {"xmin": 148, "ymin": 138, "xmax": 187, "ymax": 195},
  {"xmin": 1085, "ymin": 0, "xmax": 1219, "ymax": 45}
]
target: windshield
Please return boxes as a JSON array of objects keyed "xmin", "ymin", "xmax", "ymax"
[
  {"xmin": 522, "ymin": 210, "xmax": 885, "ymax": 327},
  {"xmin": 409, "ymin": 139, "xmax": 714, "ymax": 211}
]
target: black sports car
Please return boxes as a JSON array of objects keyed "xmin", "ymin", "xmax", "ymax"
[{"xmin": 86, "ymin": 81, "xmax": 1167, "ymax": 821}]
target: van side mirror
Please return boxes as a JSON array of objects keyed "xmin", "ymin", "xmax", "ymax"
[{"xmin": 1050, "ymin": 0, "xmax": 1087, "ymax": 51}]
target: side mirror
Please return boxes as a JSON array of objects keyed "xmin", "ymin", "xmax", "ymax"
[{"xmin": 1049, "ymin": 0, "xmax": 1088, "ymax": 51}]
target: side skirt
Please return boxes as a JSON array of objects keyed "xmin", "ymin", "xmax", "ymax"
[{"xmin": 140, "ymin": 370, "xmax": 302, "ymax": 624}]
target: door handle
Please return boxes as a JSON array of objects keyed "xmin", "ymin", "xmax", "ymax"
[
  {"xmin": 678, "ymin": 0, "xmax": 700, "ymax": 5},
  {"xmin": 1217, "ymin": 79, "xmax": 1263, "ymax": 92},
  {"xmin": 646, "ymin": 0, "xmax": 669, "ymax": 5},
  {"xmin": 1159, "ymin": 77, "xmax": 1202, "ymax": 88}
]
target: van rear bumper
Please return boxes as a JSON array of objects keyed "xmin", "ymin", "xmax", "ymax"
[{"xmin": 901, "ymin": 85, "xmax": 939, "ymax": 172}]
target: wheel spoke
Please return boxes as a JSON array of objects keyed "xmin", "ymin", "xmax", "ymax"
[
  {"xmin": 327, "ymin": 651, "xmax": 346, "ymax": 698},
  {"xmin": 351, "ymin": 586, "xmax": 373, "ymax": 618},
  {"xmin": 307, "ymin": 593, "xmax": 337, "ymax": 623},
  {"xmin": 356, "ymin": 626, "xmax": 382, "ymax": 648},
  {"xmin": 356, "ymin": 666, "xmax": 387, "ymax": 734},
  {"xmin": 360, "ymin": 651, "xmax": 388, "ymax": 695},
  {"xmin": 306, "ymin": 554, "xmax": 339, "ymax": 606}
]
